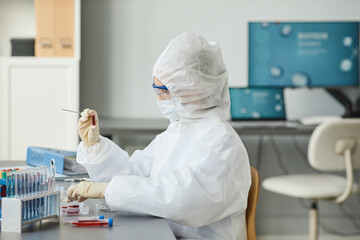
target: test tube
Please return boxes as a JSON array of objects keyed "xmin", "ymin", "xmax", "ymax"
[
  {"xmin": 71, "ymin": 218, "xmax": 113, "ymax": 227},
  {"xmin": 40, "ymin": 167, "xmax": 46, "ymax": 217},
  {"xmin": 33, "ymin": 168, "xmax": 40, "ymax": 219},
  {"xmin": 20, "ymin": 170, "xmax": 26, "ymax": 221},
  {"xmin": 22, "ymin": 170, "xmax": 27, "ymax": 221},
  {"xmin": 30, "ymin": 169, "xmax": 36, "ymax": 220},
  {"xmin": 91, "ymin": 113, "xmax": 96, "ymax": 126},
  {"xmin": 46, "ymin": 166, "xmax": 52, "ymax": 216},
  {"xmin": 31, "ymin": 169, "xmax": 36, "ymax": 219},
  {"xmin": 32, "ymin": 169, "xmax": 37, "ymax": 219},
  {"xmin": 27, "ymin": 169, "xmax": 34, "ymax": 220},
  {"xmin": 50, "ymin": 165, "xmax": 56, "ymax": 191},
  {"xmin": 62, "ymin": 215, "xmax": 104, "ymax": 223},
  {"xmin": 15, "ymin": 170, "xmax": 21, "ymax": 198},
  {"xmin": 10, "ymin": 171, "xmax": 14, "ymax": 197},
  {"xmin": 5, "ymin": 171, "xmax": 10, "ymax": 197},
  {"xmin": 6, "ymin": 172, "xmax": 14, "ymax": 198}
]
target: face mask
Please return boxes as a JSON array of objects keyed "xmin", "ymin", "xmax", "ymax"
[{"xmin": 157, "ymin": 99, "xmax": 179, "ymax": 122}]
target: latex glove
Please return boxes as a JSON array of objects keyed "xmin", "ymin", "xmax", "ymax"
[
  {"xmin": 78, "ymin": 108, "xmax": 100, "ymax": 147},
  {"xmin": 67, "ymin": 181, "xmax": 109, "ymax": 203}
]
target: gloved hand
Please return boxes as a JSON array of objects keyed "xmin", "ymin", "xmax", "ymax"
[
  {"xmin": 67, "ymin": 181, "xmax": 109, "ymax": 203},
  {"xmin": 78, "ymin": 108, "xmax": 100, "ymax": 147}
]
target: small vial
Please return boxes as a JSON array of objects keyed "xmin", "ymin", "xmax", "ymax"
[
  {"xmin": 28, "ymin": 169, "xmax": 35, "ymax": 219},
  {"xmin": 40, "ymin": 167, "xmax": 46, "ymax": 217},
  {"xmin": 15, "ymin": 170, "xmax": 21, "ymax": 198},
  {"xmin": 34, "ymin": 168, "xmax": 41, "ymax": 219},
  {"xmin": 71, "ymin": 218, "xmax": 113, "ymax": 227},
  {"xmin": 6, "ymin": 172, "xmax": 14, "ymax": 197},
  {"xmin": 63, "ymin": 215, "xmax": 104, "ymax": 223},
  {"xmin": 46, "ymin": 167, "xmax": 53, "ymax": 216},
  {"xmin": 91, "ymin": 113, "xmax": 96, "ymax": 126},
  {"xmin": 23, "ymin": 171, "xmax": 29, "ymax": 221},
  {"xmin": 50, "ymin": 165, "xmax": 56, "ymax": 191}
]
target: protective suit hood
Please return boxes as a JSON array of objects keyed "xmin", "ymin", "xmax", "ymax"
[{"xmin": 153, "ymin": 32, "xmax": 230, "ymax": 120}]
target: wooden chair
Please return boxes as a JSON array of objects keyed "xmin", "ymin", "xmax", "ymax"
[{"xmin": 246, "ymin": 166, "xmax": 260, "ymax": 240}]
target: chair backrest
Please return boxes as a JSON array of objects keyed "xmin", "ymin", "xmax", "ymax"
[
  {"xmin": 308, "ymin": 119, "xmax": 360, "ymax": 171},
  {"xmin": 246, "ymin": 166, "xmax": 260, "ymax": 240}
]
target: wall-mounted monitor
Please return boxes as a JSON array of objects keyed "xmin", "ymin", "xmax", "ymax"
[
  {"xmin": 229, "ymin": 88, "xmax": 286, "ymax": 120},
  {"xmin": 248, "ymin": 21, "xmax": 359, "ymax": 87}
]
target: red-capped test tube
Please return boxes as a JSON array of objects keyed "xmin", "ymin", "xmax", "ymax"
[
  {"xmin": 91, "ymin": 113, "xmax": 96, "ymax": 126},
  {"xmin": 71, "ymin": 217, "xmax": 113, "ymax": 227}
]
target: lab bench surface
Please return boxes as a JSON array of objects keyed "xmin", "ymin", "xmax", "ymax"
[
  {"xmin": 0, "ymin": 161, "xmax": 176, "ymax": 240},
  {"xmin": 99, "ymin": 117, "xmax": 316, "ymax": 136}
]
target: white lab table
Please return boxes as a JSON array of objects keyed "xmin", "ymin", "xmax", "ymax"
[
  {"xmin": 0, "ymin": 161, "xmax": 176, "ymax": 240},
  {"xmin": 99, "ymin": 117, "xmax": 315, "ymax": 136}
]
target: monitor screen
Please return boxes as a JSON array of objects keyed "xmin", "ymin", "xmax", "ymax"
[
  {"xmin": 230, "ymin": 88, "xmax": 286, "ymax": 120},
  {"xmin": 248, "ymin": 21, "xmax": 359, "ymax": 87}
]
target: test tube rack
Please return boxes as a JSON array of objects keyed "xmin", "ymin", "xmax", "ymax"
[{"xmin": 1, "ymin": 190, "xmax": 60, "ymax": 233}]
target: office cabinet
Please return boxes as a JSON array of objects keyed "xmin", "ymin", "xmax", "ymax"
[
  {"xmin": 55, "ymin": 0, "xmax": 75, "ymax": 56},
  {"xmin": 34, "ymin": 0, "xmax": 56, "ymax": 56},
  {"xmin": 0, "ymin": 58, "xmax": 79, "ymax": 160},
  {"xmin": 35, "ymin": 0, "xmax": 75, "ymax": 57}
]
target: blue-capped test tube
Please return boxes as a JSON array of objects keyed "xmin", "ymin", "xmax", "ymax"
[
  {"xmin": 27, "ymin": 169, "xmax": 35, "ymax": 221},
  {"xmin": 39, "ymin": 167, "xmax": 46, "ymax": 217},
  {"xmin": 27, "ymin": 169, "xmax": 33, "ymax": 220},
  {"xmin": 20, "ymin": 170, "xmax": 26, "ymax": 221},
  {"xmin": 37, "ymin": 167, "xmax": 44, "ymax": 218},
  {"xmin": 22, "ymin": 170, "xmax": 27, "ymax": 221},
  {"xmin": 11, "ymin": 170, "xmax": 16, "ymax": 197},
  {"xmin": 50, "ymin": 165, "xmax": 56, "ymax": 191},
  {"xmin": 6, "ymin": 172, "xmax": 15, "ymax": 198},
  {"xmin": 15, "ymin": 170, "xmax": 21, "ymax": 198},
  {"xmin": 14, "ymin": 170, "xmax": 25, "ymax": 221},
  {"xmin": 33, "ymin": 168, "xmax": 39, "ymax": 219},
  {"xmin": 46, "ymin": 166, "xmax": 52, "ymax": 216},
  {"xmin": 5, "ymin": 172, "xmax": 10, "ymax": 197}
]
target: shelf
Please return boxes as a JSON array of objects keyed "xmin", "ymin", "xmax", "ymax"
[{"xmin": 0, "ymin": 57, "xmax": 79, "ymax": 66}]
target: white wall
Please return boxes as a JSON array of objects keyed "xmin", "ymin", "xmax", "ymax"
[{"xmin": 81, "ymin": 0, "xmax": 360, "ymax": 119}]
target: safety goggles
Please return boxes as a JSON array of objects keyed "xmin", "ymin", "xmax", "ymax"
[{"xmin": 152, "ymin": 82, "xmax": 171, "ymax": 99}]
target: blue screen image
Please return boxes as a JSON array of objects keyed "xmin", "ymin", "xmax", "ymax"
[
  {"xmin": 230, "ymin": 88, "xmax": 285, "ymax": 120},
  {"xmin": 249, "ymin": 22, "xmax": 359, "ymax": 87}
]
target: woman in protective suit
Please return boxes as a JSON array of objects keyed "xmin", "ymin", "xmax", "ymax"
[{"xmin": 67, "ymin": 32, "xmax": 251, "ymax": 240}]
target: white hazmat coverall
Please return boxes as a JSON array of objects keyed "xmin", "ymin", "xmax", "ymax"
[{"xmin": 76, "ymin": 32, "xmax": 251, "ymax": 240}]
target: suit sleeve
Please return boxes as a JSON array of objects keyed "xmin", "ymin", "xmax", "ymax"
[{"xmin": 76, "ymin": 135, "xmax": 158, "ymax": 182}]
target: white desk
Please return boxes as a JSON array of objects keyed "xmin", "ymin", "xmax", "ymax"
[{"xmin": 99, "ymin": 117, "xmax": 315, "ymax": 136}]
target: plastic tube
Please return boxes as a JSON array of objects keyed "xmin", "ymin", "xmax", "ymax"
[
  {"xmin": 71, "ymin": 218, "xmax": 113, "ymax": 227},
  {"xmin": 91, "ymin": 113, "xmax": 96, "ymax": 126},
  {"xmin": 45, "ymin": 167, "xmax": 52, "ymax": 216},
  {"xmin": 63, "ymin": 215, "xmax": 104, "ymax": 223},
  {"xmin": 50, "ymin": 165, "xmax": 56, "ymax": 191},
  {"xmin": 40, "ymin": 167, "xmax": 46, "ymax": 217},
  {"xmin": 27, "ymin": 169, "xmax": 33, "ymax": 220},
  {"xmin": 6, "ymin": 172, "xmax": 14, "ymax": 197}
]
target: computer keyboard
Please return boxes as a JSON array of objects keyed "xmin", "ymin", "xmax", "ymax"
[
  {"xmin": 230, "ymin": 121, "xmax": 300, "ymax": 129},
  {"xmin": 298, "ymin": 116, "xmax": 341, "ymax": 125}
]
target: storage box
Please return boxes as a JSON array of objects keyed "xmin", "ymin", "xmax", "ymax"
[
  {"xmin": 26, "ymin": 146, "xmax": 85, "ymax": 174},
  {"xmin": 11, "ymin": 38, "xmax": 35, "ymax": 56},
  {"xmin": 35, "ymin": 0, "xmax": 74, "ymax": 57}
]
